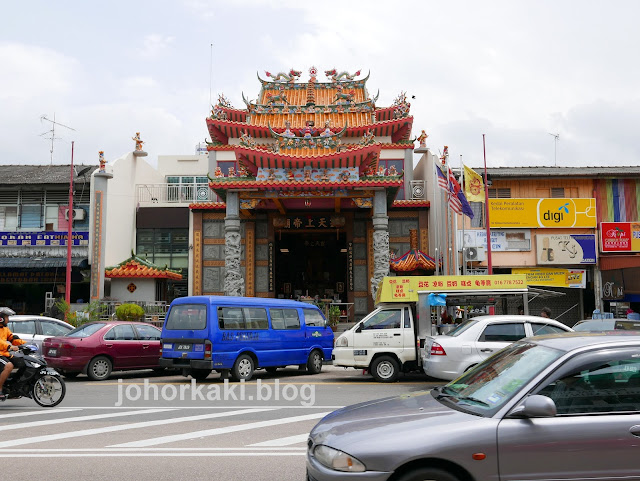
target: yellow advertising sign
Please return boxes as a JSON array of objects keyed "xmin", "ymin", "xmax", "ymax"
[
  {"xmin": 489, "ymin": 198, "xmax": 597, "ymax": 228},
  {"xmin": 376, "ymin": 275, "xmax": 527, "ymax": 304},
  {"xmin": 512, "ymin": 268, "xmax": 586, "ymax": 289}
]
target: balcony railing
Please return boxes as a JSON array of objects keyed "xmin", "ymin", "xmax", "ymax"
[
  {"xmin": 97, "ymin": 300, "xmax": 168, "ymax": 327},
  {"xmin": 136, "ymin": 183, "xmax": 216, "ymax": 205}
]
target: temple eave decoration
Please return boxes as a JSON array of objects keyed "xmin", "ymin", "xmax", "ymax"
[{"xmin": 105, "ymin": 253, "xmax": 183, "ymax": 280}]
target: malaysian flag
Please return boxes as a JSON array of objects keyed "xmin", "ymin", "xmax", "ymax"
[{"xmin": 436, "ymin": 165, "xmax": 448, "ymax": 191}]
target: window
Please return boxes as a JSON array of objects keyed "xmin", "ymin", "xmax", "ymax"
[
  {"xmin": 361, "ymin": 309, "xmax": 402, "ymax": 330},
  {"xmin": 530, "ymin": 323, "xmax": 568, "ymax": 336},
  {"xmin": 165, "ymin": 304, "xmax": 207, "ymax": 330},
  {"xmin": 270, "ymin": 308, "xmax": 300, "ymax": 330},
  {"xmin": 41, "ymin": 321, "xmax": 71, "ymax": 337},
  {"xmin": 136, "ymin": 229, "xmax": 189, "ymax": 270},
  {"xmin": 8, "ymin": 320, "xmax": 36, "ymax": 335},
  {"xmin": 470, "ymin": 202, "xmax": 484, "ymax": 228},
  {"xmin": 303, "ymin": 309, "xmax": 325, "ymax": 327},
  {"xmin": 551, "ymin": 188, "xmax": 565, "ymax": 198},
  {"xmin": 403, "ymin": 308, "xmax": 412, "ymax": 328},
  {"xmin": 67, "ymin": 323, "xmax": 106, "ymax": 338},
  {"xmin": 488, "ymin": 188, "xmax": 511, "ymax": 198},
  {"xmin": 537, "ymin": 355, "xmax": 640, "ymax": 414},
  {"xmin": 103, "ymin": 324, "xmax": 136, "ymax": 341},
  {"xmin": 0, "ymin": 206, "xmax": 18, "ymax": 229},
  {"xmin": 479, "ymin": 323, "xmax": 526, "ymax": 342},
  {"xmin": 134, "ymin": 324, "xmax": 161, "ymax": 340},
  {"xmin": 218, "ymin": 307, "xmax": 245, "ymax": 330},
  {"xmin": 243, "ymin": 308, "xmax": 268, "ymax": 329},
  {"xmin": 166, "ymin": 175, "xmax": 210, "ymax": 203}
]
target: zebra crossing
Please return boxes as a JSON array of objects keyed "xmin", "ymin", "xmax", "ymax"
[{"xmin": 0, "ymin": 405, "xmax": 339, "ymax": 457}]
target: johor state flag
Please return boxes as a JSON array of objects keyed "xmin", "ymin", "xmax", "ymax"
[{"xmin": 448, "ymin": 168, "xmax": 474, "ymax": 219}]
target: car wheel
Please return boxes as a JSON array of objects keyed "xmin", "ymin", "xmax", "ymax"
[
  {"xmin": 265, "ymin": 367, "xmax": 278, "ymax": 374},
  {"xmin": 370, "ymin": 356, "xmax": 399, "ymax": 383},
  {"xmin": 306, "ymin": 350, "xmax": 323, "ymax": 374},
  {"xmin": 395, "ymin": 467, "xmax": 460, "ymax": 481},
  {"xmin": 231, "ymin": 354, "xmax": 254, "ymax": 381},
  {"xmin": 190, "ymin": 369, "xmax": 211, "ymax": 381},
  {"xmin": 87, "ymin": 356, "xmax": 112, "ymax": 381},
  {"xmin": 62, "ymin": 371, "xmax": 80, "ymax": 379}
]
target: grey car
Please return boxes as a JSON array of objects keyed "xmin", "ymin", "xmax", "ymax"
[{"xmin": 307, "ymin": 333, "xmax": 640, "ymax": 480}]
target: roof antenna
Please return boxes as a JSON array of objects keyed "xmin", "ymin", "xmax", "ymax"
[
  {"xmin": 40, "ymin": 114, "xmax": 76, "ymax": 165},
  {"xmin": 548, "ymin": 132, "xmax": 559, "ymax": 166},
  {"xmin": 209, "ymin": 43, "xmax": 213, "ymax": 108}
]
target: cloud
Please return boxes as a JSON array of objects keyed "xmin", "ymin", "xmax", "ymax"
[{"xmin": 136, "ymin": 34, "xmax": 175, "ymax": 58}]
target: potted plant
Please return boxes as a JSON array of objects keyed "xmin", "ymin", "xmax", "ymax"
[
  {"xmin": 328, "ymin": 305, "xmax": 341, "ymax": 331},
  {"xmin": 115, "ymin": 303, "xmax": 145, "ymax": 322}
]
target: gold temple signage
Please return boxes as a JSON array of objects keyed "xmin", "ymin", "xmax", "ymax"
[{"xmin": 273, "ymin": 215, "xmax": 345, "ymax": 229}]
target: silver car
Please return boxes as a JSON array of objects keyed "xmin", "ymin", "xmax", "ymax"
[
  {"xmin": 307, "ymin": 333, "xmax": 640, "ymax": 480},
  {"xmin": 7, "ymin": 315, "xmax": 73, "ymax": 350}
]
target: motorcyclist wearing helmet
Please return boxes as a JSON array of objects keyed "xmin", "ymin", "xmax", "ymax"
[{"xmin": 0, "ymin": 307, "xmax": 25, "ymax": 401}]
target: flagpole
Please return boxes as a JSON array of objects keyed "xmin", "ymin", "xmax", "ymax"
[
  {"xmin": 65, "ymin": 141, "xmax": 74, "ymax": 314},
  {"xmin": 460, "ymin": 155, "xmax": 466, "ymax": 275},
  {"xmin": 443, "ymin": 150, "xmax": 449, "ymax": 276},
  {"xmin": 483, "ymin": 134, "xmax": 492, "ymax": 274},
  {"xmin": 433, "ymin": 161, "xmax": 440, "ymax": 276}
]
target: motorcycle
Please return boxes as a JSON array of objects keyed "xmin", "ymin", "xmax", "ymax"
[{"xmin": 1, "ymin": 344, "xmax": 66, "ymax": 407}]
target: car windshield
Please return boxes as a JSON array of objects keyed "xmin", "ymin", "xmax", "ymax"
[
  {"xmin": 66, "ymin": 323, "xmax": 106, "ymax": 338},
  {"xmin": 573, "ymin": 320, "xmax": 615, "ymax": 332},
  {"xmin": 434, "ymin": 341, "xmax": 564, "ymax": 416},
  {"xmin": 445, "ymin": 319, "xmax": 478, "ymax": 337}
]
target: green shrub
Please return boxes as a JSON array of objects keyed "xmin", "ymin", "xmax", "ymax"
[{"xmin": 115, "ymin": 303, "xmax": 145, "ymax": 322}]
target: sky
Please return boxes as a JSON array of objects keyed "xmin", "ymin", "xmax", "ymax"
[{"xmin": 2, "ymin": 0, "xmax": 639, "ymax": 169}]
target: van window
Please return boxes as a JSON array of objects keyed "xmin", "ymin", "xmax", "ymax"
[
  {"xmin": 218, "ymin": 307, "xmax": 245, "ymax": 330},
  {"xmin": 362, "ymin": 309, "xmax": 402, "ymax": 330},
  {"xmin": 165, "ymin": 304, "xmax": 207, "ymax": 330},
  {"xmin": 243, "ymin": 308, "xmax": 268, "ymax": 330},
  {"xmin": 270, "ymin": 308, "xmax": 300, "ymax": 330},
  {"xmin": 303, "ymin": 309, "xmax": 325, "ymax": 327}
]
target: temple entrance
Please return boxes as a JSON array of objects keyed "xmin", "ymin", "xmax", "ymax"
[{"xmin": 275, "ymin": 232, "xmax": 348, "ymax": 302}]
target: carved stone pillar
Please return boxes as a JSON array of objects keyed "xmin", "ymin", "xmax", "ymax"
[
  {"xmin": 370, "ymin": 190, "xmax": 390, "ymax": 300},
  {"xmin": 224, "ymin": 191, "xmax": 245, "ymax": 297}
]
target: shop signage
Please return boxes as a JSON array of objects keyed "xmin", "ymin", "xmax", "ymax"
[
  {"xmin": 273, "ymin": 215, "xmax": 345, "ymax": 230},
  {"xmin": 512, "ymin": 267, "xmax": 586, "ymax": 289},
  {"xmin": 458, "ymin": 229, "xmax": 531, "ymax": 251},
  {"xmin": 489, "ymin": 198, "xmax": 597, "ymax": 228},
  {"xmin": 376, "ymin": 274, "xmax": 527, "ymax": 303},
  {"xmin": 601, "ymin": 269, "xmax": 625, "ymax": 300},
  {"xmin": 268, "ymin": 242, "xmax": 274, "ymax": 292},
  {"xmin": 601, "ymin": 222, "xmax": 640, "ymax": 252},
  {"xmin": 347, "ymin": 242, "xmax": 354, "ymax": 292},
  {"xmin": 0, "ymin": 231, "xmax": 89, "ymax": 247},
  {"xmin": 535, "ymin": 234, "xmax": 597, "ymax": 264}
]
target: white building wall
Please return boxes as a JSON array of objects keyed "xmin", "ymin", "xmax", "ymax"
[
  {"xmin": 156, "ymin": 154, "xmax": 210, "ymax": 177},
  {"xmin": 110, "ymin": 278, "xmax": 156, "ymax": 302}
]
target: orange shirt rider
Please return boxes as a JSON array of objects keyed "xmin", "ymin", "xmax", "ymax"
[{"xmin": 0, "ymin": 325, "xmax": 25, "ymax": 358}]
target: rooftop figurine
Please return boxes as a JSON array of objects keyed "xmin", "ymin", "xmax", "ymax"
[
  {"xmin": 319, "ymin": 120, "xmax": 333, "ymax": 138},
  {"xmin": 264, "ymin": 69, "xmax": 302, "ymax": 84},
  {"xmin": 132, "ymin": 132, "xmax": 144, "ymax": 151},
  {"xmin": 416, "ymin": 130, "xmax": 428, "ymax": 148},
  {"xmin": 98, "ymin": 151, "xmax": 105, "ymax": 172}
]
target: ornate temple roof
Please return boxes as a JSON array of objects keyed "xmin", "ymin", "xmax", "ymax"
[
  {"xmin": 105, "ymin": 254, "xmax": 183, "ymax": 280},
  {"xmin": 389, "ymin": 230, "xmax": 436, "ymax": 273}
]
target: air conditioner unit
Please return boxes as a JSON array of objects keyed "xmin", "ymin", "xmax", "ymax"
[
  {"xmin": 464, "ymin": 247, "xmax": 486, "ymax": 262},
  {"xmin": 64, "ymin": 208, "xmax": 86, "ymax": 221}
]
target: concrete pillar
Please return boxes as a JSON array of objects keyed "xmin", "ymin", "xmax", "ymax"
[
  {"xmin": 224, "ymin": 191, "xmax": 245, "ymax": 297},
  {"xmin": 370, "ymin": 190, "xmax": 390, "ymax": 300},
  {"xmin": 89, "ymin": 171, "xmax": 113, "ymax": 301},
  {"xmin": 593, "ymin": 265, "xmax": 603, "ymax": 313}
]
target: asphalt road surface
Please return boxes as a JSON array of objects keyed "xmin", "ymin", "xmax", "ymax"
[{"xmin": 1, "ymin": 366, "xmax": 444, "ymax": 481}]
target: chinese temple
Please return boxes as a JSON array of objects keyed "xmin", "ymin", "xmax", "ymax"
[{"xmin": 191, "ymin": 67, "xmax": 430, "ymax": 319}]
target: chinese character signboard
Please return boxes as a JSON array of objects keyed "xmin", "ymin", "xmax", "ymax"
[
  {"xmin": 376, "ymin": 274, "xmax": 527, "ymax": 304},
  {"xmin": 489, "ymin": 198, "xmax": 596, "ymax": 228},
  {"xmin": 601, "ymin": 222, "xmax": 640, "ymax": 252}
]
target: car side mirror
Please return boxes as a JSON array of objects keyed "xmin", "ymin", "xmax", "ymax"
[
  {"xmin": 508, "ymin": 394, "xmax": 557, "ymax": 418},
  {"xmin": 355, "ymin": 323, "xmax": 362, "ymax": 333}
]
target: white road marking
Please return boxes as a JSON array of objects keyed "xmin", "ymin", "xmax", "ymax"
[
  {"xmin": 0, "ymin": 408, "xmax": 275, "ymax": 448},
  {"xmin": 0, "ymin": 408, "xmax": 82, "ymax": 419},
  {"xmin": 1, "ymin": 408, "xmax": 174, "ymax": 431},
  {"xmin": 0, "ymin": 452, "xmax": 306, "ymax": 457},
  {"xmin": 110, "ymin": 411, "xmax": 331, "ymax": 448},
  {"xmin": 248, "ymin": 433, "xmax": 309, "ymax": 447}
]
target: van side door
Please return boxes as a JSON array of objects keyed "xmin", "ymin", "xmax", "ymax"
[
  {"xmin": 269, "ymin": 308, "xmax": 306, "ymax": 365},
  {"xmin": 353, "ymin": 307, "xmax": 404, "ymax": 364}
]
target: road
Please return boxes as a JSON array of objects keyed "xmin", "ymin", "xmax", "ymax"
[{"xmin": 1, "ymin": 366, "xmax": 443, "ymax": 481}]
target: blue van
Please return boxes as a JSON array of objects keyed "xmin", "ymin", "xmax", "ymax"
[{"xmin": 159, "ymin": 296, "xmax": 334, "ymax": 381}]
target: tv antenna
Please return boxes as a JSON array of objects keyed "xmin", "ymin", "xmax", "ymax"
[
  {"xmin": 40, "ymin": 114, "xmax": 76, "ymax": 164},
  {"xmin": 548, "ymin": 132, "xmax": 559, "ymax": 166}
]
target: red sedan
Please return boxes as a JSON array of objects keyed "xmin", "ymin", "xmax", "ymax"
[{"xmin": 43, "ymin": 321, "xmax": 163, "ymax": 381}]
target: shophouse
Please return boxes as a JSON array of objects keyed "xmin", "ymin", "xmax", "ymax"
[{"xmin": 0, "ymin": 164, "xmax": 95, "ymax": 313}]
